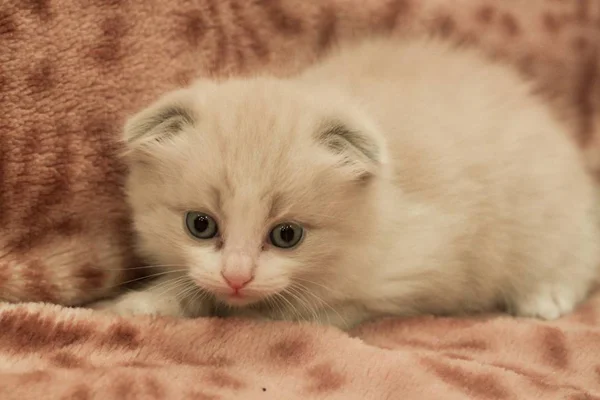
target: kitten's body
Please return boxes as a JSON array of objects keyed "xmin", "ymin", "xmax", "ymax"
[{"xmin": 94, "ymin": 38, "xmax": 600, "ymax": 329}]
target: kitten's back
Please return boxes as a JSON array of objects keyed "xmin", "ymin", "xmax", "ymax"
[{"xmin": 300, "ymin": 37, "xmax": 600, "ymax": 317}]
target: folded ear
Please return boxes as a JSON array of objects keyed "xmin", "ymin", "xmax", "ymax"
[
  {"xmin": 317, "ymin": 119, "xmax": 386, "ymax": 182},
  {"xmin": 122, "ymin": 89, "xmax": 197, "ymax": 161}
]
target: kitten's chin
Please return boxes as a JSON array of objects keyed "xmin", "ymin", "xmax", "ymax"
[{"xmin": 216, "ymin": 294, "xmax": 260, "ymax": 307}]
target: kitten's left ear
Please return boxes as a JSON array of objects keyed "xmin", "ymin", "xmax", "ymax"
[
  {"xmin": 122, "ymin": 89, "xmax": 197, "ymax": 161},
  {"xmin": 317, "ymin": 119, "xmax": 387, "ymax": 182}
]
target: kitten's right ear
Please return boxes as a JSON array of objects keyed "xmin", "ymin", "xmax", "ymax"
[{"xmin": 122, "ymin": 89, "xmax": 196, "ymax": 161}]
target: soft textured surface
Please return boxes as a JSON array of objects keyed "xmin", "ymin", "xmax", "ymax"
[
  {"xmin": 3, "ymin": 0, "xmax": 600, "ymax": 398},
  {"xmin": 1, "ymin": 295, "xmax": 600, "ymax": 399}
]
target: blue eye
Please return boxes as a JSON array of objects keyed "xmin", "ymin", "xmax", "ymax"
[
  {"xmin": 185, "ymin": 212, "xmax": 218, "ymax": 239},
  {"xmin": 269, "ymin": 223, "xmax": 304, "ymax": 249}
]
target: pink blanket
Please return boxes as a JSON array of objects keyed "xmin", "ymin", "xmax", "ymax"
[{"xmin": 2, "ymin": 295, "xmax": 600, "ymax": 399}]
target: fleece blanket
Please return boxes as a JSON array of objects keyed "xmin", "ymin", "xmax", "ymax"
[
  {"xmin": 2, "ymin": 297, "xmax": 600, "ymax": 399},
  {"xmin": 2, "ymin": 0, "xmax": 600, "ymax": 398}
]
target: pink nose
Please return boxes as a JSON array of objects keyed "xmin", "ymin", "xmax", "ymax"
[{"xmin": 221, "ymin": 272, "xmax": 253, "ymax": 290}]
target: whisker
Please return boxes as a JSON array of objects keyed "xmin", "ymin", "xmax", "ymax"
[
  {"xmin": 285, "ymin": 286, "xmax": 319, "ymax": 323},
  {"xmin": 88, "ymin": 269, "xmax": 189, "ymax": 294},
  {"xmin": 155, "ymin": 276, "xmax": 192, "ymax": 298},
  {"xmin": 177, "ymin": 284, "xmax": 201, "ymax": 304},
  {"xmin": 270, "ymin": 295, "xmax": 286, "ymax": 320},
  {"xmin": 293, "ymin": 276, "xmax": 343, "ymax": 296},
  {"xmin": 273, "ymin": 292, "xmax": 303, "ymax": 322},
  {"xmin": 91, "ymin": 264, "xmax": 189, "ymax": 272},
  {"xmin": 293, "ymin": 282, "xmax": 348, "ymax": 329}
]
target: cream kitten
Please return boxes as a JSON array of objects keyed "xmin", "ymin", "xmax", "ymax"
[{"xmin": 93, "ymin": 37, "xmax": 600, "ymax": 330}]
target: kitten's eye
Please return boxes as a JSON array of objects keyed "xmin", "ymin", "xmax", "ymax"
[
  {"xmin": 185, "ymin": 212, "xmax": 218, "ymax": 239},
  {"xmin": 269, "ymin": 223, "xmax": 304, "ymax": 249}
]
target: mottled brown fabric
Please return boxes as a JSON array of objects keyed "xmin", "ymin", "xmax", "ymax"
[
  {"xmin": 3, "ymin": 0, "xmax": 600, "ymax": 398},
  {"xmin": 1, "ymin": 294, "xmax": 600, "ymax": 399}
]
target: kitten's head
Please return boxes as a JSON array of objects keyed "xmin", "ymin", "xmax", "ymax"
[{"xmin": 123, "ymin": 78, "xmax": 388, "ymax": 307}]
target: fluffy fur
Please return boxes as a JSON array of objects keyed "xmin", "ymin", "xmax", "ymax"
[{"xmin": 92, "ymin": 37, "xmax": 600, "ymax": 330}]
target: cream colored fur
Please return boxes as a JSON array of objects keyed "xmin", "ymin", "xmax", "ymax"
[{"xmin": 92, "ymin": 37, "xmax": 600, "ymax": 330}]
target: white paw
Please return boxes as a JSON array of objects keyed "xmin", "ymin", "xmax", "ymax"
[
  {"xmin": 512, "ymin": 284, "xmax": 579, "ymax": 320},
  {"xmin": 90, "ymin": 291, "xmax": 184, "ymax": 318}
]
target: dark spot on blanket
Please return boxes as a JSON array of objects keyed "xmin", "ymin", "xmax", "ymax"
[
  {"xmin": 517, "ymin": 53, "xmax": 536, "ymax": 77},
  {"xmin": 90, "ymin": 16, "xmax": 128, "ymax": 64},
  {"xmin": 75, "ymin": 263, "xmax": 107, "ymax": 291},
  {"xmin": 432, "ymin": 15, "xmax": 455, "ymax": 37},
  {"xmin": 119, "ymin": 361, "xmax": 157, "ymax": 368},
  {"xmin": 50, "ymin": 351, "xmax": 85, "ymax": 368},
  {"xmin": 379, "ymin": 0, "xmax": 412, "ymax": 32},
  {"xmin": 0, "ymin": 310, "xmax": 92, "ymax": 351},
  {"xmin": 91, "ymin": 0, "xmax": 127, "ymax": 6},
  {"xmin": 23, "ymin": 0, "xmax": 52, "ymax": 19},
  {"xmin": 22, "ymin": 259, "xmax": 59, "ymax": 303},
  {"xmin": 395, "ymin": 337, "xmax": 489, "ymax": 352},
  {"xmin": 112, "ymin": 375, "xmax": 137, "ymax": 399},
  {"xmin": 27, "ymin": 58, "xmax": 55, "ymax": 93},
  {"xmin": 256, "ymin": 0, "xmax": 303, "ymax": 36},
  {"xmin": 475, "ymin": 6, "xmax": 495, "ymax": 24},
  {"xmin": 102, "ymin": 322, "xmax": 141, "ymax": 349},
  {"xmin": 421, "ymin": 357, "xmax": 509, "ymax": 399},
  {"xmin": 229, "ymin": 1, "xmax": 269, "ymax": 62},
  {"xmin": 54, "ymin": 217, "xmax": 83, "ymax": 238},
  {"xmin": 0, "ymin": 263, "xmax": 11, "ymax": 293},
  {"xmin": 269, "ymin": 336, "xmax": 312, "ymax": 364},
  {"xmin": 538, "ymin": 326, "xmax": 569, "ymax": 369},
  {"xmin": 145, "ymin": 376, "xmax": 166, "ymax": 399},
  {"xmin": 65, "ymin": 385, "xmax": 91, "ymax": 400},
  {"xmin": 180, "ymin": 10, "xmax": 206, "ymax": 48},
  {"xmin": 316, "ymin": 7, "xmax": 337, "ymax": 53},
  {"xmin": 9, "ymin": 212, "xmax": 80, "ymax": 254},
  {"xmin": 542, "ymin": 12, "xmax": 561, "ymax": 34},
  {"xmin": 186, "ymin": 391, "xmax": 221, "ymax": 400},
  {"xmin": 577, "ymin": 0, "xmax": 590, "ymax": 22},
  {"xmin": 304, "ymin": 363, "xmax": 346, "ymax": 394},
  {"xmin": 500, "ymin": 13, "xmax": 520, "ymax": 37},
  {"xmin": 573, "ymin": 36, "xmax": 589, "ymax": 53},
  {"xmin": 0, "ymin": 12, "xmax": 17, "ymax": 36},
  {"xmin": 84, "ymin": 116, "xmax": 123, "ymax": 170},
  {"xmin": 207, "ymin": 370, "xmax": 246, "ymax": 390}
]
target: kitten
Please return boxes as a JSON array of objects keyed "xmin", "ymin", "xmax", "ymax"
[{"xmin": 92, "ymin": 37, "xmax": 600, "ymax": 330}]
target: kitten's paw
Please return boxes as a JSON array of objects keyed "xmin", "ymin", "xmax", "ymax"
[
  {"xmin": 90, "ymin": 291, "xmax": 184, "ymax": 318},
  {"xmin": 512, "ymin": 284, "xmax": 579, "ymax": 320}
]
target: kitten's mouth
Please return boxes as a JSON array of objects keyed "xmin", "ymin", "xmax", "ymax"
[
  {"xmin": 191, "ymin": 278, "xmax": 280, "ymax": 307},
  {"xmin": 205, "ymin": 284, "xmax": 265, "ymax": 307}
]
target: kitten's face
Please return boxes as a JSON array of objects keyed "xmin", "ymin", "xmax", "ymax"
[{"xmin": 124, "ymin": 79, "xmax": 385, "ymax": 307}]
